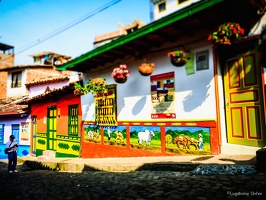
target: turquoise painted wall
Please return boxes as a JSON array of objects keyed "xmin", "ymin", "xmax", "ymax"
[{"xmin": 0, "ymin": 144, "xmax": 30, "ymax": 160}]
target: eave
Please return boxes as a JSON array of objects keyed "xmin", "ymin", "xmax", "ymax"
[
  {"xmin": 56, "ymin": 0, "xmax": 264, "ymax": 72},
  {"xmin": 19, "ymin": 83, "xmax": 77, "ymax": 105}
]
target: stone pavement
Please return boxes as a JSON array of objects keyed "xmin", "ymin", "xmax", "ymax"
[
  {"xmin": 1, "ymin": 154, "xmax": 266, "ymax": 200},
  {"xmin": 17, "ymin": 154, "xmax": 257, "ymax": 172}
]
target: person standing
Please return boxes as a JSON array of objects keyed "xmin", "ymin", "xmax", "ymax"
[
  {"xmin": 5, "ymin": 135, "xmax": 19, "ymax": 173},
  {"xmin": 198, "ymin": 133, "xmax": 203, "ymax": 150}
]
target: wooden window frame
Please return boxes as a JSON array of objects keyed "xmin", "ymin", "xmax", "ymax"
[
  {"xmin": 68, "ymin": 105, "xmax": 79, "ymax": 136},
  {"xmin": 11, "ymin": 124, "xmax": 19, "ymax": 140},
  {"xmin": 158, "ymin": 1, "xmax": 166, "ymax": 13},
  {"xmin": 11, "ymin": 71, "xmax": 22, "ymax": 88},
  {"xmin": 94, "ymin": 85, "xmax": 117, "ymax": 126}
]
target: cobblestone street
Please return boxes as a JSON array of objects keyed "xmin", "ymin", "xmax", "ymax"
[{"xmin": 1, "ymin": 162, "xmax": 266, "ymax": 200}]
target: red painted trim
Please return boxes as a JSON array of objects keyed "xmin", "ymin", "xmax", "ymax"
[
  {"xmin": 119, "ymin": 121, "xmax": 217, "ymax": 127},
  {"xmin": 161, "ymin": 126, "xmax": 166, "ymax": 154},
  {"xmin": 126, "ymin": 125, "xmax": 130, "ymax": 149},
  {"xmin": 231, "ymin": 107, "xmax": 244, "ymax": 138},
  {"xmin": 210, "ymin": 127, "xmax": 219, "ymax": 155},
  {"xmin": 150, "ymin": 71, "xmax": 174, "ymax": 81},
  {"xmin": 213, "ymin": 45, "xmax": 221, "ymax": 151}
]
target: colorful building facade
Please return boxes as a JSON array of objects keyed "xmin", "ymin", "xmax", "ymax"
[{"xmin": 57, "ymin": 0, "xmax": 266, "ymax": 158}]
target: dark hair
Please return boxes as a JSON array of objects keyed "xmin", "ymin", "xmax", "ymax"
[{"xmin": 10, "ymin": 135, "xmax": 15, "ymax": 139}]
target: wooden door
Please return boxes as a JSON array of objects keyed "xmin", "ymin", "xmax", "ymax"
[
  {"xmin": 47, "ymin": 106, "xmax": 57, "ymax": 150},
  {"xmin": 224, "ymin": 49, "xmax": 266, "ymax": 147}
]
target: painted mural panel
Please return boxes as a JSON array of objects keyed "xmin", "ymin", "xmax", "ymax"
[
  {"xmin": 150, "ymin": 72, "xmax": 176, "ymax": 119},
  {"xmin": 130, "ymin": 126, "xmax": 161, "ymax": 152},
  {"xmin": 21, "ymin": 122, "xmax": 29, "ymax": 141},
  {"xmin": 103, "ymin": 126, "xmax": 126, "ymax": 147},
  {"xmin": 84, "ymin": 125, "xmax": 101, "ymax": 144},
  {"xmin": 165, "ymin": 126, "xmax": 210, "ymax": 155}
]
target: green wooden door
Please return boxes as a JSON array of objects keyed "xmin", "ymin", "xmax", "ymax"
[
  {"xmin": 224, "ymin": 49, "xmax": 266, "ymax": 147},
  {"xmin": 47, "ymin": 106, "xmax": 57, "ymax": 150}
]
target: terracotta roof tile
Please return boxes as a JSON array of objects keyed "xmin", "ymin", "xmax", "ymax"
[
  {"xmin": 0, "ymin": 96, "xmax": 29, "ymax": 116},
  {"xmin": 25, "ymin": 75, "xmax": 69, "ymax": 86}
]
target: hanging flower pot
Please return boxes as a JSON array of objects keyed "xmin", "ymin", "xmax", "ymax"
[
  {"xmin": 207, "ymin": 22, "xmax": 244, "ymax": 46},
  {"xmin": 167, "ymin": 50, "xmax": 188, "ymax": 67},
  {"xmin": 111, "ymin": 64, "xmax": 130, "ymax": 84},
  {"xmin": 74, "ymin": 78, "xmax": 108, "ymax": 96},
  {"xmin": 114, "ymin": 77, "xmax": 127, "ymax": 83},
  {"xmin": 138, "ymin": 63, "xmax": 155, "ymax": 76}
]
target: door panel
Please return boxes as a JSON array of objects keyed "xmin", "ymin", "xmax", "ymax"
[
  {"xmin": 47, "ymin": 106, "xmax": 57, "ymax": 150},
  {"xmin": 224, "ymin": 50, "xmax": 266, "ymax": 147}
]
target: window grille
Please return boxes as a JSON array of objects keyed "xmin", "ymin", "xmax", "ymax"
[
  {"xmin": 95, "ymin": 85, "xmax": 117, "ymax": 126},
  {"xmin": 68, "ymin": 105, "xmax": 79, "ymax": 136}
]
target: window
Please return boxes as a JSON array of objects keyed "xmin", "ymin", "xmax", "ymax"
[
  {"xmin": 11, "ymin": 71, "xmax": 22, "ymax": 88},
  {"xmin": 196, "ymin": 50, "xmax": 209, "ymax": 71},
  {"xmin": 95, "ymin": 85, "xmax": 117, "ymax": 126},
  {"xmin": 178, "ymin": 0, "xmax": 188, "ymax": 4},
  {"xmin": 11, "ymin": 124, "xmax": 19, "ymax": 140},
  {"xmin": 68, "ymin": 105, "xmax": 79, "ymax": 136},
  {"xmin": 158, "ymin": 2, "xmax": 166, "ymax": 12},
  {"xmin": 0, "ymin": 124, "xmax": 4, "ymax": 143}
]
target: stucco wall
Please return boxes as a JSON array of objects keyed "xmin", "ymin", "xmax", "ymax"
[
  {"xmin": 81, "ymin": 45, "xmax": 216, "ymax": 122},
  {"xmin": 1, "ymin": 116, "xmax": 31, "ymax": 146}
]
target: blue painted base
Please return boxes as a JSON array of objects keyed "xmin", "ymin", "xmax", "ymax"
[{"xmin": 0, "ymin": 144, "xmax": 30, "ymax": 159}]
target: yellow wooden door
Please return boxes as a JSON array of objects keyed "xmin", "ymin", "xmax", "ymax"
[{"xmin": 224, "ymin": 50, "xmax": 266, "ymax": 147}]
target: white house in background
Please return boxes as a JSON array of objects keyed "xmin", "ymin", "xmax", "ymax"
[
  {"xmin": 0, "ymin": 51, "xmax": 76, "ymax": 158},
  {"xmin": 150, "ymin": 0, "xmax": 201, "ymax": 21}
]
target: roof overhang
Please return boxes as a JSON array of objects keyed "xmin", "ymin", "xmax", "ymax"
[
  {"xmin": 56, "ymin": 0, "xmax": 264, "ymax": 72},
  {"xmin": 19, "ymin": 83, "xmax": 76, "ymax": 105}
]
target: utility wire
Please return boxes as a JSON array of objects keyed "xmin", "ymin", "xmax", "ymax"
[{"xmin": 3, "ymin": 0, "xmax": 122, "ymax": 57}]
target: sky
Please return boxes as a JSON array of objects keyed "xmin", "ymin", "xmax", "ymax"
[{"xmin": 0, "ymin": 0, "xmax": 151, "ymax": 65}]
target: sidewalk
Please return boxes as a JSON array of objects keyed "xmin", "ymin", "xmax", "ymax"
[{"xmin": 14, "ymin": 154, "xmax": 257, "ymax": 172}]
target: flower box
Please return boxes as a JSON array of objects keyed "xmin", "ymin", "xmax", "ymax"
[{"xmin": 208, "ymin": 22, "xmax": 244, "ymax": 45}]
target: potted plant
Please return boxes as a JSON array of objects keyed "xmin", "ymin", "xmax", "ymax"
[
  {"xmin": 74, "ymin": 78, "xmax": 108, "ymax": 97},
  {"xmin": 167, "ymin": 50, "xmax": 188, "ymax": 67},
  {"xmin": 138, "ymin": 63, "xmax": 155, "ymax": 76},
  {"xmin": 207, "ymin": 22, "xmax": 244, "ymax": 45},
  {"xmin": 111, "ymin": 64, "xmax": 130, "ymax": 83}
]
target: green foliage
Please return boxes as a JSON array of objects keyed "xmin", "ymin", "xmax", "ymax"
[
  {"xmin": 208, "ymin": 22, "xmax": 244, "ymax": 45},
  {"xmin": 74, "ymin": 78, "xmax": 108, "ymax": 96}
]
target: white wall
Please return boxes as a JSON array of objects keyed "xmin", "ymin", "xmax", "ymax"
[
  {"xmin": 2, "ymin": 116, "xmax": 31, "ymax": 146},
  {"xmin": 151, "ymin": 0, "xmax": 201, "ymax": 21},
  {"xmin": 29, "ymin": 81, "xmax": 69, "ymax": 98},
  {"xmin": 81, "ymin": 45, "xmax": 216, "ymax": 122},
  {"xmin": 6, "ymin": 70, "xmax": 27, "ymax": 97}
]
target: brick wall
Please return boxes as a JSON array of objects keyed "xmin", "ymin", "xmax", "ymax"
[
  {"xmin": 0, "ymin": 53, "xmax": 14, "ymax": 100},
  {"xmin": 0, "ymin": 72, "xmax": 7, "ymax": 99}
]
